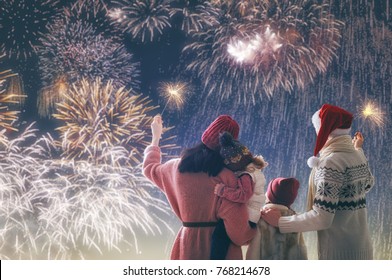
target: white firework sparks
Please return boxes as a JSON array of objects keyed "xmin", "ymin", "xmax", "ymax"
[
  {"xmin": 0, "ymin": 124, "xmax": 173, "ymax": 259},
  {"xmin": 169, "ymin": 0, "xmax": 220, "ymax": 34},
  {"xmin": 227, "ymin": 27, "xmax": 283, "ymax": 64},
  {"xmin": 110, "ymin": 0, "xmax": 172, "ymax": 42}
]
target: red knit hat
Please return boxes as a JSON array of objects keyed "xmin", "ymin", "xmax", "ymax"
[
  {"xmin": 307, "ymin": 104, "xmax": 353, "ymax": 168},
  {"xmin": 201, "ymin": 115, "xmax": 239, "ymax": 151},
  {"xmin": 266, "ymin": 177, "xmax": 299, "ymax": 207}
]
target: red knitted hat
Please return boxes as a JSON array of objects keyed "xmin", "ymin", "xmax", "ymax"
[
  {"xmin": 266, "ymin": 177, "xmax": 299, "ymax": 207},
  {"xmin": 201, "ymin": 115, "xmax": 239, "ymax": 150},
  {"xmin": 307, "ymin": 104, "xmax": 353, "ymax": 168}
]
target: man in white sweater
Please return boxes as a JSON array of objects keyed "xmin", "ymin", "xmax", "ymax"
[{"xmin": 262, "ymin": 104, "xmax": 375, "ymax": 259}]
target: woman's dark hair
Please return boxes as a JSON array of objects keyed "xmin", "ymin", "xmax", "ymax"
[{"xmin": 178, "ymin": 143, "xmax": 225, "ymax": 177}]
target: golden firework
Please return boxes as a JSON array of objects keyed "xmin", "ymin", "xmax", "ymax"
[
  {"xmin": 37, "ymin": 75, "xmax": 69, "ymax": 117},
  {"xmin": 0, "ymin": 64, "xmax": 24, "ymax": 131},
  {"xmin": 53, "ymin": 78, "xmax": 177, "ymax": 165}
]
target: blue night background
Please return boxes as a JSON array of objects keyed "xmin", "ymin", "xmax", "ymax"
[{"xmin": 0, "ymin": 0, "xmax": 391, "ymax": 260}]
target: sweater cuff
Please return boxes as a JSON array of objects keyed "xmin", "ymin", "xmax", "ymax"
[
  {"xmin": 144, "ymin": 145, "xmax": 161, "ymax": 155},
  {"xmin": 278, "ymin": 216, "xmax": 295, "ymax": 233}
]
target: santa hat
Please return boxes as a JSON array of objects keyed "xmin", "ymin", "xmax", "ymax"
[
  {"xmin": 266, "ymin": 177, "xmax": 299, "ymax": 207},
  {"xmin": 307, "ymin": 104, "xmax": 353, "ymax": 168},
  {"xmin": 219, "ymin": 131, "xmax": 253, "ymax": 171},
  {"xmin": 201, "ymin": 115, "xmax": 239, "ymax": 151}
]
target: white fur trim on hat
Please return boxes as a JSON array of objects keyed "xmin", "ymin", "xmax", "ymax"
[
  {"xmin": 307, "ymin": 156, "xmax": 320, "ymax": 168},
  {"xmin": 311, "ymin": 109, "xmax": 321, "ymax": 133}
]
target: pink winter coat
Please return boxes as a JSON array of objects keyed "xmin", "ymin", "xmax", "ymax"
[{"xmin": 143, "ymin": 145, "xmax": 256, "ymax": 260}]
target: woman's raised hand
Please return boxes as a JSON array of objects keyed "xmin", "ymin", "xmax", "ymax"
[{"xmin": 151, "ymin": 114, "xmax": 163, "ymax": 146}]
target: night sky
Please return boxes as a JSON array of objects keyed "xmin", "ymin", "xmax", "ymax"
[{"xmin": 0, "ymin": 0, "xmax": 391, "ymax": 259}]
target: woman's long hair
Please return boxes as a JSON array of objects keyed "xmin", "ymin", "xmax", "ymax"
[{"xmin": 178, "ymin": 143, "xmax": 225, "ymax": 177}]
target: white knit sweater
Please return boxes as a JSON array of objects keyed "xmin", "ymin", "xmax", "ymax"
[{"xmin": 279, "ymin": 139, "xmax": 375, "ymax": 259}]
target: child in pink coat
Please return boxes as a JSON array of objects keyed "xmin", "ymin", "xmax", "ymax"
[
  {"xmin": 143, "ymin": 115, "xmax": 256, "ymax": 259},
  {"xmin": 211, "ymin": 131, "xmax": 267, "ymax": 259}
]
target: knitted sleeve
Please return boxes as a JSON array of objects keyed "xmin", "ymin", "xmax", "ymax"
[
  {"xmin": 358, "ymin": 150, "xmax": 375, "ymax": 193},
  {"xmin": 312, "ymin": 165, "xmax": 343, "ymax": 213},
  {"xmin": 279, "ymin": 206, "xmax": 334, "ymax": 233},
  {"xmin": 142, "ymin": 145, "xmax": 174, "ymax": 193},
  {"xmin": 365, "ymin": 167, "xmax": 375, "ymax": 193},
  {"xmin": 215, "ymin": 174, "xmax": 253, "ymax": 203},
  {"xmin": 279, "ymin": 165, "xmax": 342, "ymax": 233}
]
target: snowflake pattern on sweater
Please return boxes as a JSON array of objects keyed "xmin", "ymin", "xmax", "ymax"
[{"xmin": 314, "ymin": 163, "xmax": 374, "ymax": 213}]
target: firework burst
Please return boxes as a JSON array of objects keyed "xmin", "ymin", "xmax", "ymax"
[
  {"xmin": 53, "ymin": 78, "xmax": 174, "ymax": 165},
  {"xmin": 227, "ymin": 26, "xmax": 283, "ymax": 64},
  {"xmin": 111, "ymin": 0, "xmax": 172, "ymax": 42},
  {"xmin": 0, "ymin": 93, "xmax": 20, "ymax": 132},
  {"xmin": 183, "ymin": 0, "xmax": 343, "ymax": 103},
  {"xmin": 37, "ymin": 19, "xmax": 140, "ymax": 117},
  {"xmin": 169, "ymin": 0, "xmax": 220, "ymax": 34},
  {"xmin": 0, "ymin": 0, "xmax": 61, "ymax": 60},
  {"xmin": 0, "ymin": 61, "xmax": 24, "ymax": 131},
  {"xmin": 65, "ymin": 0, "xmax": 116, "ymax": 36},
  {"xmin": 33, "ymin": 161, "xmax": 172, "ymax": 258}
]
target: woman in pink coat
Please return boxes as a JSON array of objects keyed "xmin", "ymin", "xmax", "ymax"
[{"xmin": 143, "ymin": 115, "xmax": 256, "ymax": 259}]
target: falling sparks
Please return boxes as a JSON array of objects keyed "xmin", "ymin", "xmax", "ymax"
[
  {"xmin": 0, "ymin": 124, "xmax": 172, "ymax": 259},
  {"xmin": 159, "ymin": 82, "xmax": 188, "ymax": 114}
]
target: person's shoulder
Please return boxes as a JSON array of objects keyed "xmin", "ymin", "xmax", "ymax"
[
  {"xmin": 319, "ymin": 153, "xmax": 345, "ymax": 172},
  {"xmin": 155, "ymin": 157, "xmax": 181, "ymax": 170}
]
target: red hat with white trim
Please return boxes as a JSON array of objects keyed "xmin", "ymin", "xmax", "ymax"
[{"xmin": 307, "ymin": 104, "xmax": 353, "ymax": 168}]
